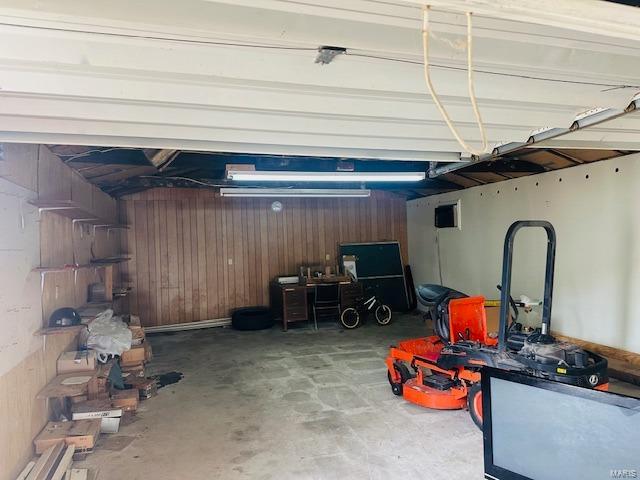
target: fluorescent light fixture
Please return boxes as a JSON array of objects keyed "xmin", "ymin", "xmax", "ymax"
[
  {"xmin": 219, "ymin": 188, "xmax": 370, "ymax": 198},
  {"xmin": 226, "ymin": 171, "xmax": 425, "ymax": 182}
]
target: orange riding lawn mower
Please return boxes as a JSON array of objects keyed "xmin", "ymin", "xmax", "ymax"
[{"xmin": 385, "ymin": 221, "xmax": 609, "ymax": 429}]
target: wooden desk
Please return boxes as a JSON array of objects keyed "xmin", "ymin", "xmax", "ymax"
[{"xmin": 270, "ymin": 280, "xmax": 362, "ymax": 331}]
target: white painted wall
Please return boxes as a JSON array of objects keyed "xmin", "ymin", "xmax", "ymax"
[
  {"xmin": 0, "ymin": 177, "xmax": 42, "ymax": 377},
  {"xmin": 407, "ymin": 154, "xmax": 640, "ymax": 353}
]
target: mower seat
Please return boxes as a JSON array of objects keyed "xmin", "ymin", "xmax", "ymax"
[{"xmin": 416, "ymin": 284, "xmax": 467, "ymax": 308}]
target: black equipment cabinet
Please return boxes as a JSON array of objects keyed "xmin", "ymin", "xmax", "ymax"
[{"xmin": 339, "ymin": 241, "xmax": 410, "ymax": 311}]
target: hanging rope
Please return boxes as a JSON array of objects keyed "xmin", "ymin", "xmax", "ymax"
[{"xmin": 422, "ymin": 6, "xmax": 489, "ymax": 156}]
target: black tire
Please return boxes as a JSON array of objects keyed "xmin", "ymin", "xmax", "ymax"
[
  {"xmin": 387, "ymin": 363, "xmax": 412, "ymax": 396},
  {"xmin": 467, "ymin": 382, "xmax": 483, "ymax": 430},
  {"xmin": 231, "ymin": 306, "xmax": 275, "ymax": 331},
  {"xmin": 375, "ymin": 304, "xmax": 392, "ymax": 325},
  {"xmin": 340, "ymin": 307, "xmax": 361, "ymax": 329}
]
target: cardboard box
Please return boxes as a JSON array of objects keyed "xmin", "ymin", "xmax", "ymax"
[
  {"xmin": 126, "ymin": 377, "xmax": 157, "ymax": 400},
  {"xmin": 100, "ymin": 417, "xmax": 121, "ymax": 434},
  {"xmin": 128, "ymin": 315, "xmax": 141, "ymax": 327},
  {"xmin": 69, "ymin": 395, "xmax": 88, "ymax": 404},
  {"xmin": 72, "ymin": 400, "xmax": 123, "ymax": 433},
  {"xmin": 485, "ymin": 306, "xmax": 511, "ymax": 336},
  {"xmin": 57, "ymin": 350, "xmax": 97, "ymax": 375},
  {"xmin": 130, "ymin": 325, "xmax": 145, "ymax": 346},
  {"xmin": 111, "ymin": 388, "xmax": 139, "ymax": 412},
  {"xmin": 120, "ymin": 345, "xmax": 145, "ymax": 366},
  {"xmin": 121, "ymin": 363, "xmax": 145, "ymax": 377},
  {"xmin": 34, "ymin": 420, "xmax": 101, "ymax": 454},
  {"xmin": 72, "ymin": 399, "xmax": 122, "ymax": 420},
  {"xmin": 89, "ymin": 358, "xmax": 114, "ymax": 397},
  {"xmin": 485, "ymin": 306, "xmax": 500, "ymax": 335},
  {"xmin": 143, "ymin": 341, "xmax": 153, "ymax": 362}
]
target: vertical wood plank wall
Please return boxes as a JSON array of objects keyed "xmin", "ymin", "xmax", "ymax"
[
  {"xmin": 0, "ymin": 145, "xmax": 119, "ymax": 480},
  {"xmin": 120, "ymin": 188, "xmax": 408, "ymax": 327}
]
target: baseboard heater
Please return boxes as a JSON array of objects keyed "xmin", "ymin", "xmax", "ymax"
[{"xmin": 144, "ymin": 317, "xmax": 231, "ymax": 333}]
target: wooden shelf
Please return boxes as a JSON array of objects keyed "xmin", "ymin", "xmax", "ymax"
[
  {"xmin": 92, "ymin": 224, "xmax": 130, "ymax": 234},
  {"xmin": 102, "ymin": 224, "xmax": 129, "ymax": 230},
  {"xmin": 32, "ymin": 264, "xmax": 91, "ymax": 274},
  {"xmin": 29, "ymin": 199, "xmax": 125, "ymax": 231},
  {"xmin": 90, "ymin": 256, "xmax": 131, "ymax": 266},
  {"xmin": 35, "ymin": 303, "xmax": 112, "ymax": 336},
  {"xmin": 31, "ymin": 263, "xmax": 113, "ymax": 274},
  {"xmin": 77, "ymin": 303, "xmax": 112, "ymax": 321},
  {"xmin": 29, "ymin": 199, "xmax": 101, "ymax": 223},
  {"xmin": 34, "ymin": 325, "xmax": 87, "ymax": 336},
  {"xmin": 33, "ymin": 259, "xmax": 128, "ymax": 273},
  {"xmin": 36, "ymin": 372, "xmax": 96, "ymax": 399},
  {"xmin": 112, "ymin": 287, "xmax": 131, "ymax": 298}
]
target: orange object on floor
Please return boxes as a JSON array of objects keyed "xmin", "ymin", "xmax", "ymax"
[{"xmin": 402, "ymin": 380, "xmax": 467, "ymax": 410}]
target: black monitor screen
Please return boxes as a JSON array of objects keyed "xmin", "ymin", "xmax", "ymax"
[{"xmin": 482, "ymin": 368, "xmax": 640, "ymax": 480}]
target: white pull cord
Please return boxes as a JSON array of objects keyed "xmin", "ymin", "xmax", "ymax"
[{"xmin": 422, "ymin": 6, "xmax": 489, "ymax": 156}]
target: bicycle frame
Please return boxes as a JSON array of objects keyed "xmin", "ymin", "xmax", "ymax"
[{"xmin": 363, "ymin": 295, "xmax": 377, "ymax": 311}]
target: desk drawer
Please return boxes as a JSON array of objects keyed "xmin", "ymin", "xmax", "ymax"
[
  {"xmin": 283, "ymin": 288, "xmax": 306, "ymax": 306},
  {"xmin": 282, "ymin": 286, "xmax": 308, "ymax": 322},
  {"xmin": 285, "ymin": 307, "xmax": 308, "ymax": 321}
]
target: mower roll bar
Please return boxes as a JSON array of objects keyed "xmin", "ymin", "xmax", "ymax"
[{"xmin": 498, "ymin": 220, "xmax": 556, "ymax": 352}]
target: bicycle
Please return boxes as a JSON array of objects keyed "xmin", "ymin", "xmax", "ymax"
[{"xmin": 340, "ymin": 289, "xmax": 392, "ymax": 329}]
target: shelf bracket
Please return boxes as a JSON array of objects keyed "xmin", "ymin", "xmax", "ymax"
[
  {"xmin": 73, "ymin": 218, "xmax": 96, "ymax": 238},
  {"xmin": 92, "ymin": 224, "xmax": 110, "ymax": 236}
]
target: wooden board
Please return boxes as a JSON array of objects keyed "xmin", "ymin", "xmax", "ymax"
[
  {"xmin": 553, "ymin": 332, "xmax": 640, "ymax": 367},
  {"xmin": 120, "ymin": 188, "xmax": 408, "ymax": 327},
  {"xmin": 608, "ymin": 358, "xmax": 640, "ymax": 387},
  {"xmin": 25, "ymin": 442, "xmax": 64, "ymax": 480},
  {"xmin": 15, "ymin": 460, "xmax": 36, "ymax": 480},
  {"xmin": 49, "ymin": 445, "xmax": 75, "ymax": 480}
]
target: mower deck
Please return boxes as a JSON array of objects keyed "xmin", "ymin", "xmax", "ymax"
[
  {"xmin": 386, "ymin": 334, "xmax": 480, "ymax": 411},
  {"xmin": 402, "ymin": 380, "xmax": 468, "ymax": 410}
]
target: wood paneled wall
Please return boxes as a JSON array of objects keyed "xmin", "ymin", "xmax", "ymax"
[
  {"xmin": 0, "ymin": 144, "xmax": 119, "ymax": 480},
  {"xmin": 120, "ymin": 188, "xmax": 408, "ymax": 327}
]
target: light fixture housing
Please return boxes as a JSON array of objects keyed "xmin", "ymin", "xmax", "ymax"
[
  {"xmin": 226, "ymin": 171, "xmax": 425, "ymax": 182},
  {"xmin": 219, "ymin": 188, "xmax": 371, "ymax": 198}
]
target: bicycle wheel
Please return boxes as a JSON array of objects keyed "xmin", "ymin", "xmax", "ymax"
[
  {"xmin": 340, "ymin": 307, "xmax": 361, "ymax": 329},
  {"xmin": 375, "ymin": 304, "xmax": 392, "ymax": 325}
]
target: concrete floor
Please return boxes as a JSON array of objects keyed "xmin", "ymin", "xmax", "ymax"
[
  {"xmin": 79, "ymin": 314, "xmax": 639, "ymax": 479},
  {"xmin": 80, "ymin": 313, "xmax": 484, "ymax": 479}
]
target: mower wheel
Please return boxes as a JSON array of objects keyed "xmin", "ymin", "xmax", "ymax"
[
  {"xmin": 467, "ymin": 382, "xmax": 483, "ymax": 430},
  {"xmin": 387, "ymin": 363, "xmax": 412, "ymax": 396}
]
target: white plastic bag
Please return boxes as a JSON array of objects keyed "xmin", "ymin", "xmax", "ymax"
[{"xmin": 82, "ymin": 309, "xmax": 133, "ymax": 362}]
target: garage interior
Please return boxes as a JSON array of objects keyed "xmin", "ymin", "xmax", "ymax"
[{"xmin": 1, "ymin": 1, "xmax": 640, "ymax": 479}]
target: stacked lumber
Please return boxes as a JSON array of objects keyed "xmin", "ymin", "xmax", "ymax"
[{"xmin": 15, "ymin": 442, "xmax": 96, "ymax": 480}]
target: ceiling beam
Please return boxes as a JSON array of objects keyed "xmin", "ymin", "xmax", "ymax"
[
  {"xmin": 403, "ymin": 0, "xmax": 640, "ymax": 43},
  {"xmin": 459, "ymin": 159, "xmax": 546, "ymax": 174},
  {"xmin": 145, "ymin": 149, "xmax": 179, "ymax": 169},
  {"xmin": 546, "ymin": 149, "xmax": 584, "ymax": 165}
]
